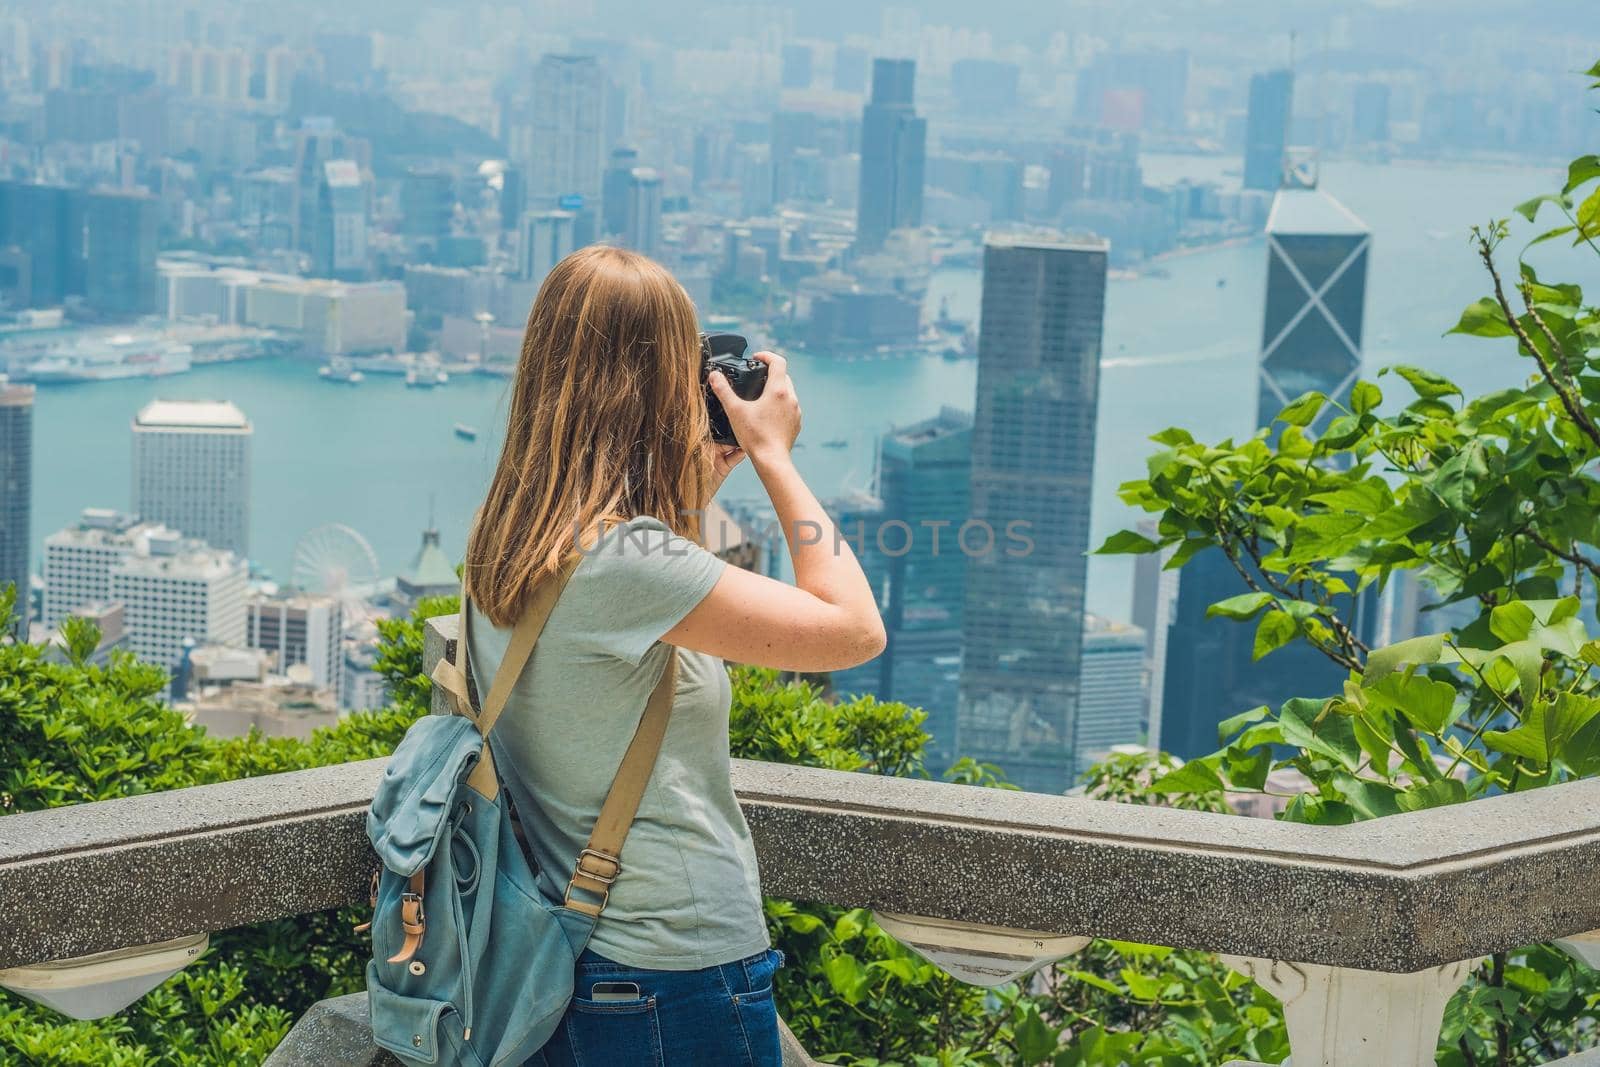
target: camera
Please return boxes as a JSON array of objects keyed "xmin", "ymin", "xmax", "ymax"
[{"xmin": 700, "ymin": 332, "xmax": 768, "ymax": 445}]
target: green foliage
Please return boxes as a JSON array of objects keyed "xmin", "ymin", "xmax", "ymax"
[
  {"xmin": 374, "ymin": 593, "xmax": 459, "ymax": 716},
  {"xmin": 1097, "ymin": 61, "xmax": 1600, "ymax": 1064}
]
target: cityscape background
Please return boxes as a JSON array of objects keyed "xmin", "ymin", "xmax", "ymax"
[{"xmin": 0, "ymin": 0, "xmax": 1593, "ymax": 792}]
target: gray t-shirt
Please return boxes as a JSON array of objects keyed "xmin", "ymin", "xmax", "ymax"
[{"xmin": 465, "ymin": 516, "xmax": 769, "ymax": 970}]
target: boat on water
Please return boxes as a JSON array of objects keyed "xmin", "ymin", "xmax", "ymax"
[
  {"xmin": 821, "ymin": 438, "xmax": 848, "ymax": 449},
  {"xmin": 453, "ymin": 423, "xmax": 478, "ymax": 441},
  {"xmin": 319, "ymin": 358, "xmax": 364, "ymax": 384},
  {"xmin": 405, "ymin": 364, "xmax": 449, "ymax": 388},
  {"xmin": 22, "ymin": 336, "xmax": 193, "ymax": 383}
]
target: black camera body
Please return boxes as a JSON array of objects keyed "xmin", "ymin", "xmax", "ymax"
[{"xmin": 700, "ymin": 332, "xmax": 767, "ymax": 445}]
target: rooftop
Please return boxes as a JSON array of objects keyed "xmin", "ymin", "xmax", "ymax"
[
  {"xmin": 133, "ymin": 399, "xmax": 251, "ymax": 431},
  {"xmin": 985, "ymin": 230, "xmax": 1111, "ymax": 254},
  {"xmin": 1266, "ymin": 186, "xmax": 1369, "ymax": 237}
]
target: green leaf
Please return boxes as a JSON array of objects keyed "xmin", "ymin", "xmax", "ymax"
[
  {"xmin": 1447, "ymin": 298, "xmax": 1515, "ymax": 339},
  {"xmin": 1526, "ymin": 224, "xmax": 1576, "ymax": 250},
  {"xmin": 1013, "ymin": 1005, "xmax": 1059, "ymax": 1064},
  {"xmin": 1277, "ymin": 391, "xmax": 1328, "ymax": 427},
  {"xmin": 1385, "ymin": 364, "xmax": 1464, "ymax": 400},
  {"xmin": 821, "ymin": 952, "xmax": 869, "ymax": 1005},
  {"xmin": 1207, "ymin": 591, "xmax": 1274, "ymax": 621},
  {"xmin": 1252, "ymin": 610, "xmax": 1297, "ymax": 660},
  {"xmin": 1513, "ymin": 193, "xmax": 1572, "ymax": 222},
  {"xmin": 1279, "ymin": 697, "xmax": 1360, "ymax": 770},
  {"xmin": 1120, "ymin": 968, "xmax": 1163, "ymax": 1000},
  {"xmin": 1397, "ymin": 777, "xmax": 1468, "ymax": 812},
  {"xmin": 1489, "ymin": 600, "xmax": 1538, "ymax": 643},
  {"xmin": 1369, "ymin": 672, "xmax": 1460, "ymax": 737},
  {"xmin": 1349, "ymin": 380, "xmax": 1381, "ymax": 415},
  {"xmin": 1217, "ymin": 704, "xmax": 1271, "ymax": 742},
  {"xmin": 1148, "ymin": 758, "xmax": 1226, "ymax": 795},
  {"xmin": 1363, "ymin": 632, "xmax": 1447, "ymax": 685},
  {"xmin": 1431, "ymin": 439, "xmax": 1488, "ymax": 513},
  {"xmin": 1095, "ymin": 529, "xmax": 1160, "ymax": 555},
  {"xmin": 1566, "ymin": 155, "xmax": 1600, "ymax": 194},
  {"xmin": 1579, "ymin": 186, "xmax": 1600, "ymax": 236}
]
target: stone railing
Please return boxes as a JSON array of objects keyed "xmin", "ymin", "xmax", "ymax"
[{"xmin": 4, "ymin": 613, "xmax": 1600, "ymax": 1066}]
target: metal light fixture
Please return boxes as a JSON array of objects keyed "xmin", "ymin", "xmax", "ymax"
[
  {"xmin": 0, "ymin": 933, "xmax": 210, "ymax": 1020},
  {"xmin": 873, "ymin": 912, "xmax": 1089, "ymax": 987}
]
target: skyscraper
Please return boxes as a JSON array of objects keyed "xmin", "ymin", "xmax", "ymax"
[
  {"xmin": 1074, "ymin": 617, "xmax": 1149, "ymax": 774},
  {"xmin": 131, "ymin": 400, "xmax": 253, "ymax": 557},
  {"xmin": 0, "ymin": 376, "xmax": 32, "ymax": 635},
  {"xmin": 957, "ymin": 235, "xmax": 1109, "ymax": 794},
  {"xmin": 601, "ymin": 147, "xmax": 640, "ymax": 238},
  {"xmin": 313, "ymin": 160, "xmax": 370, "ymax": 281},
  {"xmin": 1161, "ymin": 183, "xmax": 1373, "ymax": 759},
  {"xmin": 1243, "ymin": 70, "xmax": 1294, "ymax": 191},
  {"xmin": 832, "ymin": 408, "xmax": 973, "ymax": 768},
  {"xmin": 781, "ymin": 44, "xmax": 814, "ymax": 90},
  {"xmin": 856, "ymin": 59, "xmax": 926, "ymax": 251},
  {"xmin": 1257, "ymin": 185, "xmax": 1370, "ymax": 427},
  {"xmin": 623, "ymin": 168, "xmax": 663, "ymax": 259},
  {"xmin": 1130, "ymin": 519, "xmax": 1179, "ymax": 753},
  {"xmin": 400, "ymin": 167, "xmax": 455, "ymax": 243},
  {"xmin": 0, "ymin": 182, "xmax": 87, "ymax": 306},
  {"xmin": 84, "ymin": 190, "xmax": 159, "ymax": 316},
  {"xmin": 527, "ymin": 55, "xmax": 606, "ymax": 206},
  {"xmin": 519, "ymin": 210, "xmax": 575, "ymax": 285}
]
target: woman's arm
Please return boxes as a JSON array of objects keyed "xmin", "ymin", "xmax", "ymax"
[{"xmin": 664, "ymin": 353, "xmax": 886, "ymax": 672}]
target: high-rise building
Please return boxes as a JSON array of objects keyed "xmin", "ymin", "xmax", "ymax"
[
  {"xmin": 313, "ymin": 160, "xmax": 369, "ymax": 281},
  {"xmin": 1130, "ymin": 518, "xmax": 1179, "ymax": 753},
  {"xmin": 0, "ymin": 377, "xmax": 32, "ymax": 635},
  {"xmin": 112, "ymin": 529, "xmax": 247, "ymax": 682},
  {"xmin": 292, "ymin": 122, "xmax": 371, "ymax": 256},
  {"xmin": 519, "ymin": 210, "xmax": 575, "ymax": 285},
  {"xmin": 957, "ymin": 234, "xmax": 1109, "ymax": 794},
  {"xmin": 247, "ymin": 591, "xmax": 343, "ymax": 693},
  {"xmin": 855, "ymin": 59, "xmax": 925, "ymax": 251},
  {"xmin": 1074, "ymin": 617, "xmax": 1149, "ymax": 774},
  {"xmin": 623, "ymin": 168, "xmax": 663, "ymax": 259},
  {"xmin": 0, "ymin": 182, "xmax": 87, "ymax": 306},
  {"xmin": 527, "ymin": 55, "xmax": 606, "ymax": 205},
  {"xmin": 1258, "ymin": 185, "xmax": 1370, "ymax": 428},
  {"xmin": 601, "ymin": 147, "xmax": 640, "ymax": 238},
  {"xmin": 1161, "ymin": 183, "xmax": 1373, "ymax": 759},
  {"xmin": 84, "ymin": 190, "xmax": 159, "ymax": 316},
  {"xmin": 42, "ymin": 508, "xmax": 164, "ymax": 627},
  {"xmin": 131, "ymin": 400, "xmax": 252, "ymax": 557},
  {"xmin": 1243, "ymin": 70, "xmax": 1294, "ymax": 191},
  {"xmin": 400, "ymin": 167, "xmax": 455, "ymax": 243},
  {"xmin": 833, "ymin": 408, "xmax": 973, "ymax": 768}
]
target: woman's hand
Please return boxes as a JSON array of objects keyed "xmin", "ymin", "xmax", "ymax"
[
  {"xmin": 707, "ymin": 352, "xmax": 801, "ymax": 468},
  {"xmin": 707, "ymin": 443, "xmax": 745, "ymax": 495}
]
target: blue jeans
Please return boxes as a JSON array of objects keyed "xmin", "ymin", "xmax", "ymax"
[{"xmin": 532, "ymin": 947, "xmax": 785, "ymax": 1067}]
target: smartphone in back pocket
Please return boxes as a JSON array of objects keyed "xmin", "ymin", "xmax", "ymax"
[{"xmin": 590, "ymin": 981, "xmax": 642, "ymax": 1003}]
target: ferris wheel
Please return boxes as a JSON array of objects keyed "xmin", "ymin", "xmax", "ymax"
[{"xmin": 291, "ymin": 524, "xmax": 383, "ymax": 619}]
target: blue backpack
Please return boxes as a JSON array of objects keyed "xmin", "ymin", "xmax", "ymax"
[{"xmin": 363, "ymin": 557, "xmax": 677, "ymax": 1066}]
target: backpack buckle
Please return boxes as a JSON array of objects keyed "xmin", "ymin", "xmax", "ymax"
[{"xmin": 564, "ymin": 849, "xmax": 621, "ymax": 917}]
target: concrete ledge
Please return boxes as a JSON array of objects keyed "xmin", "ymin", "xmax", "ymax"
[{"xmin": 5, "ymin": 613, "xmax": 1600, "ymax": 974}]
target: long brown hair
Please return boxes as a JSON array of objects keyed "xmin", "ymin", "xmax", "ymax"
[{"xmin": 465, "ymin": 245, "xmax": 711, "ymax": 627}]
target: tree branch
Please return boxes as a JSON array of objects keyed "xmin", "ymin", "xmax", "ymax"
[{"xmin": 1477, "ymin": 236, "xmax": 1600, "ymax": 450}]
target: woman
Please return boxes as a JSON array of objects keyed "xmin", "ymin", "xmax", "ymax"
[{"xmin": 462, "ymin": 245, "xmax": 885, "ymax": 1065}]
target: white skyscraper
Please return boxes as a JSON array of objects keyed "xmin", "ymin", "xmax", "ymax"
[
  {"xmin": 519, "ymin": 210, "xmax": 576, "ymax": 285},
  {"xmin": 132, "ymin": 400, "xmax": 252, "ymax": 557},
  {"xmin": 527, "ymin": 55, "xmax": 606, "ymax": 203},
  {"xmin": 1073, "ymin": 616, "xmax": 1149, "ymax": 775},
  {"xmin": 247, "ymin": 591, "xmax": 343, "ymax": 693},
  {"xmin": 112, "ymin": 530, "xmax": 247, "ymax": 680}
]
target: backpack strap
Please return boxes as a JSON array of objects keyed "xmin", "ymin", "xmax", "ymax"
[{"xmin": 562, "ymin": 654, "xmax": 676, "ymax": 918}]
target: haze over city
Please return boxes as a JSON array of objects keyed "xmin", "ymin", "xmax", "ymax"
[{"xmin": 0, "ymin": 0, "xmax": 1594, "ymax": 783}]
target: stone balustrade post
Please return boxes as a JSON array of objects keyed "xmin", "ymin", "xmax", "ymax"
[{"xmin": 1222, "ymin": 955, "xmax": 1478, "ymax": 1067}]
